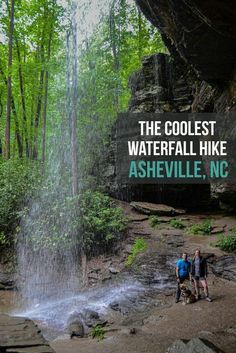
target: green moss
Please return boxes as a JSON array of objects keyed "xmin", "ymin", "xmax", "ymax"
[
  {"xmin": 126, "ymin": 237, "xmax": 148, "ymax": 266},
  {"xmin": 149, "ymin": 215, "xmax": 159, "ymax": 228},
  {"xmin": 216, "ymin": 234, "xmax": 236, "ymax": 253},
  {"xmin": 186, "ymin": 219, "xmax": 212, "ymax": 235},
  {"xmin": 169, "ymin": 219, "xmax": 185, "ymax": 229},
  {"xmin": 91, "ymin": 325, "xmax": 105, "ymax": 341}
]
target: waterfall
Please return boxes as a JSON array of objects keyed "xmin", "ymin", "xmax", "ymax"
[
  {"xmin": 16, "ymin": 0, "xmax": 113, "ymax": 306},
  {"xmin": 17, "ymin": 2, "xmax": 80, "ymax": 304}
]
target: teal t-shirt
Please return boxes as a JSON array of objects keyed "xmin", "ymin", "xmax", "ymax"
[{"xmin": 176, "ymin": 259, "xmax": 191, "ymax": 277}]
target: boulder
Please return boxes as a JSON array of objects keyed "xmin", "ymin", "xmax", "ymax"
[
  {"xmin": 83, "ymin": 309, "xmax": 107, "ymax": 328},
  {"xmin": 167, "ymin": 339, "xmax": 188, "ymax": 353},
  {"xmin": 68, "ymin": 321, "xmax": 85, "ymax": 339},
  {"xmin": 0, "ymin": 314, "xmax": 55, "ymax": 352},
  {"xmin": 67, "ymin": 310, "xmax": 107, "ymax": 336},
  {"xmin": 211, "ymin": 255, "xmax": 236, "ymax": 282},
  {"xmin": 128, "ymin": 214, "xmax": 149, "ymax": 222},
  {"xmin": 0, "ymin": 272, "xmax": 15, "ymax": 290},
  {"xmin": 67, "ymin": 312, "xmax": 85, "ymax": 338},
  {"xmin": 5, "ymin": 347, "xmax": 54, "ymax": 352},
  {"xmin": 211, "ymin": 226, "xmax": 225, "ymax": 235},
  {"xmin": 109, "ymin": 267, "xmax": 120, "ymax": 275},
  {"xmin": 130, "ymin": 202, "xmax": 185, "ymax": 216},
  {"xmin": 167, "ymin": 337, "xmax": 225, "ymax": 353}
]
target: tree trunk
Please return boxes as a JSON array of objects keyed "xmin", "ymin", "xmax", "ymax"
[
  {"xmin": 5, "ymin": 0, "xmax": 15, "ymax": 159},
  {"xmin": 32, "ymin": 51, "xmax": 44, "ymax": 159},
  {"xmin": 16, "ymin": 37, "xmax": 29, "ymax": 157},
  {"xmin": 0, "ymin": 65, "xmax": 23, "ymax": 157},
  {"xmin": 42, "ymin": 1, "xmax": 55, "ymax": 163},
  {"xmin": 109, "ymin": 1, "xmax": 120, "ymax": 112},
  {"xmin": 138, "ymin": 7, "xmax": 142, "ymax": 60},
  {"xmin": 0, "ymin": 95, "xmax": 3, "ymax": 155}
]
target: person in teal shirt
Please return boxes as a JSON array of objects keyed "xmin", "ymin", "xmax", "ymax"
[{"xmin": 175, "ymin": 252, "xmax": 191, "ymax": 303}]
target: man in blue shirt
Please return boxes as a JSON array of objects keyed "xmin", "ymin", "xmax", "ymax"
[{"xmin": 175, "ymin": 252, "xmax": 191, "ymax": 303}]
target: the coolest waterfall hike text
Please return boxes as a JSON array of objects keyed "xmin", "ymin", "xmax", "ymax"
[
  {"xmin": 115, "ymin": 113, "xmax": 236, "ymax": 184},
  {"xmin": 128, "ymin": 120, "xmax": 228, "ymax": 181}
]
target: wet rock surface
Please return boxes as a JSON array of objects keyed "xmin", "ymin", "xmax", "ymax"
[
  {"xmin": 66, "ymin": 309, "xmax": 108, "ymax": 338},
  {"xmin": 135, "ymin": 0, "xmax": 236, "ymax": 85},
  {"xmin": 0, "ymin": 314, "xmax": 55, "ymax": 353},
  {"xmin": 167, "ymin": 337, "xmax": 225, "ymax": 353},
  {"xmin": 130, "ymin": 252, "xmax": 176, "ymax": 287},
  {"xmin": 2, "ymin": 206, "xmax": 236, "ymax": 353},
  {"xmin": 130, "ymin": 202, "xmax": 186, "ymax": 216},
  {"xmin": 0, "ymin": 272, "xmax": 15, "ymax": 290},
  {"xmin": 211, "ymin": 255, "xmax": 236, "ymax": 282}
]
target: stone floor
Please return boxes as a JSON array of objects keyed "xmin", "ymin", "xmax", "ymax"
[{"xmin": 0, "ymin": 314, "xmax": 55, "ymax": 353}]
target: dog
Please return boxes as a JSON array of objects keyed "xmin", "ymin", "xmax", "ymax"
[{"xmin": 180, "ymin": 284, "xmax": 196, "ymax": 305}]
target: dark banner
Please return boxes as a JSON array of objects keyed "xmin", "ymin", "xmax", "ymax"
[{"xmin": 116, "ymin": 113, "xmax": 236, "ymax": 184}]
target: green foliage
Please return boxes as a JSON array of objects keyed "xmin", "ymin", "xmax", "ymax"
[
  {"xmin": 0, "ymin": 158, "xmax": 40, "ymax": 238},
  {"xmin": 0, "ymin": 1, "xmax": 166, "ymax": 257},
  {"xmin": 90, "ymin": 325, "xmax": 105, "ymax": 341},
  {"xmin": 0, "ymin": 0, "xmax": 65, "ymax": 158},
  {"xmin": 0, "ymin": 231, "xmax": 9, "ymax": 247},
  {"xmin": 77, "ymin": 1, "xmax": 167, "ymax": 181},
  {"xmin": 149, "ymin": 215, "xmax": 159, "ymax": 228},
  {"xmin": 186, "ymin": 219, "xmax": 212, "ymax": 235},
  {"xmin": 126, "ymin": 237, "xmax": 148, "ymax": 266},
  {"xmin": 79, "ymin": 191, "xmax": 127, "ymax": 254},
  {"xmin": 216, "ymin": 234, "xmax": 236, "ymax": 253},
  {"xmin": 230, "ymin": 227, "xmax": 236, "ymax": 234},
  {"xmin": 170, "ymin": 219, "xmax": 185, "ymax": 229},
  {"xmin": 23, "ymin": 190, "xmax": 127, "ymax": 255}
]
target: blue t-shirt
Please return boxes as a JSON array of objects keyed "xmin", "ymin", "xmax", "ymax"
[{"xmin": 176, "ymin": 259, "xmax": 191, "ymax": 278}]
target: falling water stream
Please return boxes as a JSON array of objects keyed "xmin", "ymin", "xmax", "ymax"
[
  {"xmin": 11, "ymin": 0, "xmax": 146, "ymax": 338},
  {"xmin": 11, "ymin": 0, "xmax": 176, "ymax": 339}
]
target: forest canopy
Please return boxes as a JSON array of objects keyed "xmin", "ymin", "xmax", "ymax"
[
  {"xmin": 0, "ymin": 0, "xmax": 166, "ymax": 160},
  {"xmin": 0, "ymin": 0, "xmax": 166, "ymax": 254}
]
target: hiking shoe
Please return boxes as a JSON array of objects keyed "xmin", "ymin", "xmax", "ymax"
[
  {"xmin": 175, "ymin": 299, "xmax": 180, "ymax": 303},
  {"xmin": 205, "ymin": 296, "xmax": 212, "ymax": 302}
]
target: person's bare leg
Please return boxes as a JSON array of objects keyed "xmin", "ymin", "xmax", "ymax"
[
  {"xmin": 194, "ymin": 279, "xmax": 200, "ymax": 299},
  {"xmin": 201, "ymin": 279, "xmax": 208, "ymax": 296},
  {"xmin": 201, "ymin": 279, "xmax": 212, "ymax": 301}
]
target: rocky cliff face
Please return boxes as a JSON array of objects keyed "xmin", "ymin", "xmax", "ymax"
[
  {"xmin": 128, "ymin": 54, "xmax": 193, "ymax": 114},
  {"xmin": 135, "ymin": 0, "xmax": 236, "ymax": 90},
  {"xmin": 125, "ymin": 0, "xmax": 236, "ymax": 210},
  {"xmin": 104, "ymin": 1, "xmax": 236, "ymax": 210},
  {"xmin": 103, "ymin": 52, "xmax": 211, "ymax": 210},
  {"xmin": 135, "ymin": 0, "xmax": 236, "ymax": 115}
]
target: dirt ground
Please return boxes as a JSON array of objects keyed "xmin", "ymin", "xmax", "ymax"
[
  {"xmin": 1, "ymin": 203, "xmax": 236, "ymax": 353},
  {"xmin": 51, "ymin": 206, "xmax": 236, "ymax": 353},
  {"xmin": 51, "ymin": 274, "xmax": 236, "ymax": 353}
]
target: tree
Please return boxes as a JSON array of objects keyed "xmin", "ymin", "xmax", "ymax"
[
  {"xmin": 5, "ymin": 0, "xmax": 15, "ymax": 159},
  {"xmin": 76, "ymin": 0, "xmax": 166, "ymax": 181},
  {"xmin": 42, "ymin": 0, "xmax": 56, "ymax": 162}
]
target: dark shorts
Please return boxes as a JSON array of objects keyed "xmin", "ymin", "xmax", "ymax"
[
  {"xmin": 193, "ymin": 276, "xmax": 205, "ymax": 281},
  {"xmin": 179, "ymin": 275, "xmax": 189, "ymax": 283}
]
